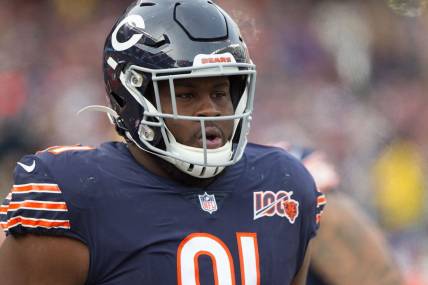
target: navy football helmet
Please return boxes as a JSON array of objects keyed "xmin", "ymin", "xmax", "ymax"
[{"xmin": 99, "ymin": 0, "xmax": 256, "ymax": 178}]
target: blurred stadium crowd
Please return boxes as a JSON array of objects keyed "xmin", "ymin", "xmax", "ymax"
[{"xmin": 0, "ymin": 0, "xmax": 427, "ymax": 283}]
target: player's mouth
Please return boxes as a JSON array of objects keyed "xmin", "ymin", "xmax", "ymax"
[{"xmin": 196, "ymin": 126, "xmax": 224, "ymax": 149}]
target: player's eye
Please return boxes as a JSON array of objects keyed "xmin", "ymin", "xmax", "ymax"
[
  {"xmin": 212, "ymin": 91, "xmax": 228, "ymax": 98},
  {"xmin": 176, "ymin": 93, "xmax": 193, "ymax": 100}
]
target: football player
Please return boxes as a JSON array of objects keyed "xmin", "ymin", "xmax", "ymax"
[{"xmin": 0, "ymin": 1, "xmax": 324, "ymax": 284}]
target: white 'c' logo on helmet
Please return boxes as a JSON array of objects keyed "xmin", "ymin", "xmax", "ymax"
[{"xmin": 111, "ymin": 15, "xmax": 145, "ymax": 51}]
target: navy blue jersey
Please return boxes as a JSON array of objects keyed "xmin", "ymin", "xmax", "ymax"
[{"xmin": 1, "ymin": 142, "xmax": 325, "ymax": 285}]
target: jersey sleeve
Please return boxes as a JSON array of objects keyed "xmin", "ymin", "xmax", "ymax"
[
  {"xmin": 300, "ymin": 170, "xmax": 326, "ymax": 241},
  {"xmin": 313, "ymin": 188, "xmax": 327, "ymax": 234},
  {"xmin": 0, "ymin": 154, "xmax": 74, "ymax": 238}
]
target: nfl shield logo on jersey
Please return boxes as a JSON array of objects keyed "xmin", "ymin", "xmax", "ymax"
[{"xmin": 198, "ymin": 192, "xmax": 218, "ymax": 214}]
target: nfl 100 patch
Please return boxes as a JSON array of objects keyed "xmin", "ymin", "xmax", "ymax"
[{"xmin": 253, "ymin": 190, "xmax": 299, "ymax": 223}]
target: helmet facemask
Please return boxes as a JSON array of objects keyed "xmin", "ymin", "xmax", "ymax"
[{"xmin": 117, "ymin": 54, "xmax": 256, "ymax": 178}]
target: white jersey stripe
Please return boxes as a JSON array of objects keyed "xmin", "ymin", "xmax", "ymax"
[
  {"xmin": 11, "ymin": 190, "xmax": 62, "ymax": 194},
  {"xmin": 6, "ymin": 207, "xmax": 68, "ymax": 213},
  {"xmin": 9, "ymin": 200, "xmax": 67, "ymax": 205},
  {"xmin": 13, "ymin": 183, "xmax": 59, "ymax": 188}
]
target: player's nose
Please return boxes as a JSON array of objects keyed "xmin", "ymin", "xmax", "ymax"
[{"xmin": 195, "ymin": 94, "xmax": 221, "ymax": 117}]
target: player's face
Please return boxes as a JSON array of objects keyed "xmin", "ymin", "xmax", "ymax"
[{"xmin": 158, "ymin": 76, "xmax": 234, "ymax": 149}]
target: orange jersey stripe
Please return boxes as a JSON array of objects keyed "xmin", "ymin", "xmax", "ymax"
[
  {"xmin": 0, "ymin": 206, "xmax": 8, "ymax": 214},
  {"xmin": 0, "ymin": 221, "xmax": 8, "ymax": 230},
  {"xmin": 6, "ymin": 216, "xmax": 70, "ymax": 229},
  {"xmin": 13, "ymin": 184, "xmax": 61, "ymax": 193},
  {"xmin": 8, "ymin": 201, "xmax": 68, "ymax": 211},
  {"xmin": 316, "ymin": 209, "xmax": 325, "ymax": 224},
  {"xmin": 317, "ymin": 195, "xmax": 327, "ymax": 206}
]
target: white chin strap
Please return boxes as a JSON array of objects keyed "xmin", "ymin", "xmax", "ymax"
[{"xmin": 163, "ymin": 139, "xmax": 232, "ymax": 178}]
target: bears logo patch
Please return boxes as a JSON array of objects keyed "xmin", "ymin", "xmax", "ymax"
[{"xmin": 253, "ymin": 191, "xmax": 300, "ymax": 223}]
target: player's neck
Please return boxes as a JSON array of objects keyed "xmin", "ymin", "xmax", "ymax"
[{"xmin": 127, "ymin": 143, "xmax": 217, "ymax": 188}]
